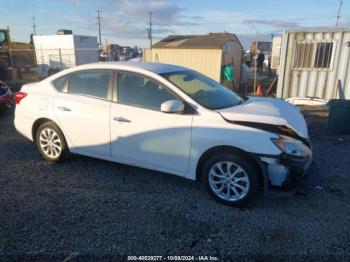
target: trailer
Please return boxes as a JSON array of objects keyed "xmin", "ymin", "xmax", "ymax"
[
  {"xmin": 277, "ymin": 29, "xmax": 350, "ymax": 101},
  {"xmin": 33, "ymin": 34, "xmax": 98, "ymax": 78}
]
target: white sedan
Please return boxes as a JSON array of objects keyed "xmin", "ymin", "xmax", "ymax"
[{"xmin": 14, "ymin": 62, "xmax": 312, "ymax": 206}]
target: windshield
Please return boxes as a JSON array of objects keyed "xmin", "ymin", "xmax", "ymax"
[{"xmin": 161, "ymin": 70, "xmax": 242, "ymax": 110}]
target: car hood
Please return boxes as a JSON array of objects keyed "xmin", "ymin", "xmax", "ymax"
[{"xmin": 217, "ymin": 96, "xmax": 309, "ymax": 138}]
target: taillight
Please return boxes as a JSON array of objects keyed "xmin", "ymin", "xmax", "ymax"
[{"xmin": 15, "ymin": 92, "xmax": 27, "ymax": 104}]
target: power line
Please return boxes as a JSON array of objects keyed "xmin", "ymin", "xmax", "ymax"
[
  {"xmin": 151, "ymin": 14, "xmax": 347, "ymax": 27},
  {"xmin": 152, "ymin": 16, "xmax": 346, "ymax": 27},
  {"xmin": 336, "ymin": 0, "xmax": 343, "ymax": 27},
  {"xmin": 97, "ymin": 10, "xmax": 102, "ymax": 45},
  {"xmin": 31, "ymin": 16, "xmax": 37, "ymax": 35}
]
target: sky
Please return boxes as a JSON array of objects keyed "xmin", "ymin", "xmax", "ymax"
[{"xmin": 1, "ymin": 0, "xmax": 349, "ymax": 49}]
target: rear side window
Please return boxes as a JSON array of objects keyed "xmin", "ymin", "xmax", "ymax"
[
  {"xmin": 52, "ymin": 75, "xmax": 68, "ymax": 92},
  {"xmin": 68, "ymin": 70, "xmax": 111, "ymax": 99}
]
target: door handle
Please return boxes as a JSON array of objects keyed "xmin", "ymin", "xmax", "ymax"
[
  {"xmin": 113, "ymin": 116, "xmax": 131, "ymax": 123},
  {"xmin": 57, "ymin": 106, "xmax": 71, "ymax": 112}
]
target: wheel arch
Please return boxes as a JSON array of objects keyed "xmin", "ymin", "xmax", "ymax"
[
  {"xmin": 32, "ymin": 117, "xmax": 59, "ymax": 142},
  {"xmin": 195, "ymin": 145, "xmax": 262, "ymax": 183}
]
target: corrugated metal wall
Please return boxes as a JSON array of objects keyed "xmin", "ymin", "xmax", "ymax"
[
  {"xmin": 277, "ymin": 30, "xmax": 350, "ymax": 100},
  {"xmin": 144, "ymin": 48, "xmax": 223, "ymax": 81}
]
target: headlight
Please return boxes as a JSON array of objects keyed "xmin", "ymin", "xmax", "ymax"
[{"xmin": 271, "ymin": 136, "xmax": 309, "ymax": 157}]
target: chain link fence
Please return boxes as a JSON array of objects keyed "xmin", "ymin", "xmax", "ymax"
[
  {"xmin": 1, "ymin": 48, "xmax": 120, "ymax": 89},
  {"xmin": 34, "ymin": 48, "xmax": 99, "ymax": 78}
]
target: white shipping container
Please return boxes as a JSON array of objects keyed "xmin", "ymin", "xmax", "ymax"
[
  {"xmin": 277, "ymin": 29, "xmax": 350, "ymax": 101},
  {"xmin": 33, "ymin": 34, "xmax": 98, "ymax": 77}
]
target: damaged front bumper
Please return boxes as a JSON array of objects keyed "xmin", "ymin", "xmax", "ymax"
[{"xmin": 258, "ymin": 146, "xmax": 312, "ymax": 188}]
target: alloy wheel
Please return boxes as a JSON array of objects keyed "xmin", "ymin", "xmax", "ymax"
[
  {"xmin": 39, "ymin": 128, "xmax": 62, "ymax": 159},
  {"xmin": 208, "ymin": 161, "xmax": 250, "ymax": 201}
]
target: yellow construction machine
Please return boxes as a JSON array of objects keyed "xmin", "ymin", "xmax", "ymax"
[{"xmin": 0, "ymin": 27, "xmax": 37, "ymax": 84}]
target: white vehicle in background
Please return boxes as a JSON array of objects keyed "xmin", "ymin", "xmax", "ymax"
[{"xmin": 14, "ymin": 62, "xmax": 312, "ymax": 206}]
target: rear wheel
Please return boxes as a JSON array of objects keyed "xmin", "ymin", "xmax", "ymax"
[
  {"xmin": 203, "ymin": 153, "xmax": 259, "ymax": 206},
  {"xmin": 35, "ymin": 122, "xmax": 69, "ymax": 162}
]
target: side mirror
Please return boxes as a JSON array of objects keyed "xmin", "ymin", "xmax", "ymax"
[{"xmin": 160, "ymin": 100, "xmax": 185, "ymax": 113}]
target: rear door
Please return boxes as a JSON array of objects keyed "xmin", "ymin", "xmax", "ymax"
[
  {"xmin": 110, "ymin": 71, "xmax": 194, "ymax": 174},
  {"xmin": 53, "ymin": 70, "xmax": 112, "ymax": 156}
]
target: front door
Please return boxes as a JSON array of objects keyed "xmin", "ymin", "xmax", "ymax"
[{"xmin": 110, "ymin": 71, "xmax": 193, "ymax": 174}]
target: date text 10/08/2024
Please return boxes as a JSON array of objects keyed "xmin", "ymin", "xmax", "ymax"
[{"xmin": 127, "ymin": 256, "xmax": 219, "ymax": 261}]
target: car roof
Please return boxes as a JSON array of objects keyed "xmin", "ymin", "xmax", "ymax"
[
  {"xmin": 44, "ymin": 61, "xmax": 189, "ymax": 84},
  {"xmin": 89, "ymin": 61, "xmax": 188, "ymax": 74}
]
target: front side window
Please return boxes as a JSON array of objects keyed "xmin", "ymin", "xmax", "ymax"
[
  {"xmin": 68, "ymin": 70, "xmax": 111, "ymax": 99},
  {"xmin": 161, "ymin": 70, "xmax": 242, "ymax": 110},
  {"xmin": 117, "ymin": 72, "xmax": 177, "ymax": 111}
]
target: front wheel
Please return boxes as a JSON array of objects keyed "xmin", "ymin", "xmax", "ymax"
[
  {"xmin": 203, "ymin": 153, "xmax": 259, "ymax": 207},
  {"xmin": 35, "ymin": 122, "xmax": 69, "ymax": 162}
]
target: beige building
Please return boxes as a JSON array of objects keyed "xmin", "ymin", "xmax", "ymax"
[{"xmin": 144, "ymin": 32, "xmax": 243, "ymax": 89}]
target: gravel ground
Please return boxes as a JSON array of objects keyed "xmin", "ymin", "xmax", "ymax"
[{"xmin": 0, "ymin": 106, "xmax": 350, "ymax": 260}]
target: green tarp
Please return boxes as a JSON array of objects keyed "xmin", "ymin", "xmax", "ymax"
[{"xmin": 221, "ymin": 64, "xmax": 234, "ymax": 81}]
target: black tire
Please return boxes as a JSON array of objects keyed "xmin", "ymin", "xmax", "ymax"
[
  {"xmin": 35, "ymin": 121, "xmax": 69, "ymax": 162},
  {"xmin": 203, "ymin": 153, "xmax": 259, "ymax": 207}
]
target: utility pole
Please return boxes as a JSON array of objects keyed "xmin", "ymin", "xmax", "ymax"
[
  {"xmin": 148, "ymin": 11, "xmax": 152, "ymax": 49},
  {"xmin": 105, "ymin": 38, "xmax": 108, "ymax": 61},
  {"xmin": 31, "ymin": 16, "xmax": 37, "ymax": 35},
  {"xmin": 336, "ymin": 0, "xmax": 343, "ymax": 27},
  {"xmin": 97, "ymin": 10, "xmax": 102, "ymax": 45}
]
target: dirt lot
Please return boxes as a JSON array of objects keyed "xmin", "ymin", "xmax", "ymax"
[{"xmin": 0, "ymin": 106, "xmax": 349, "ymax": 260}]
